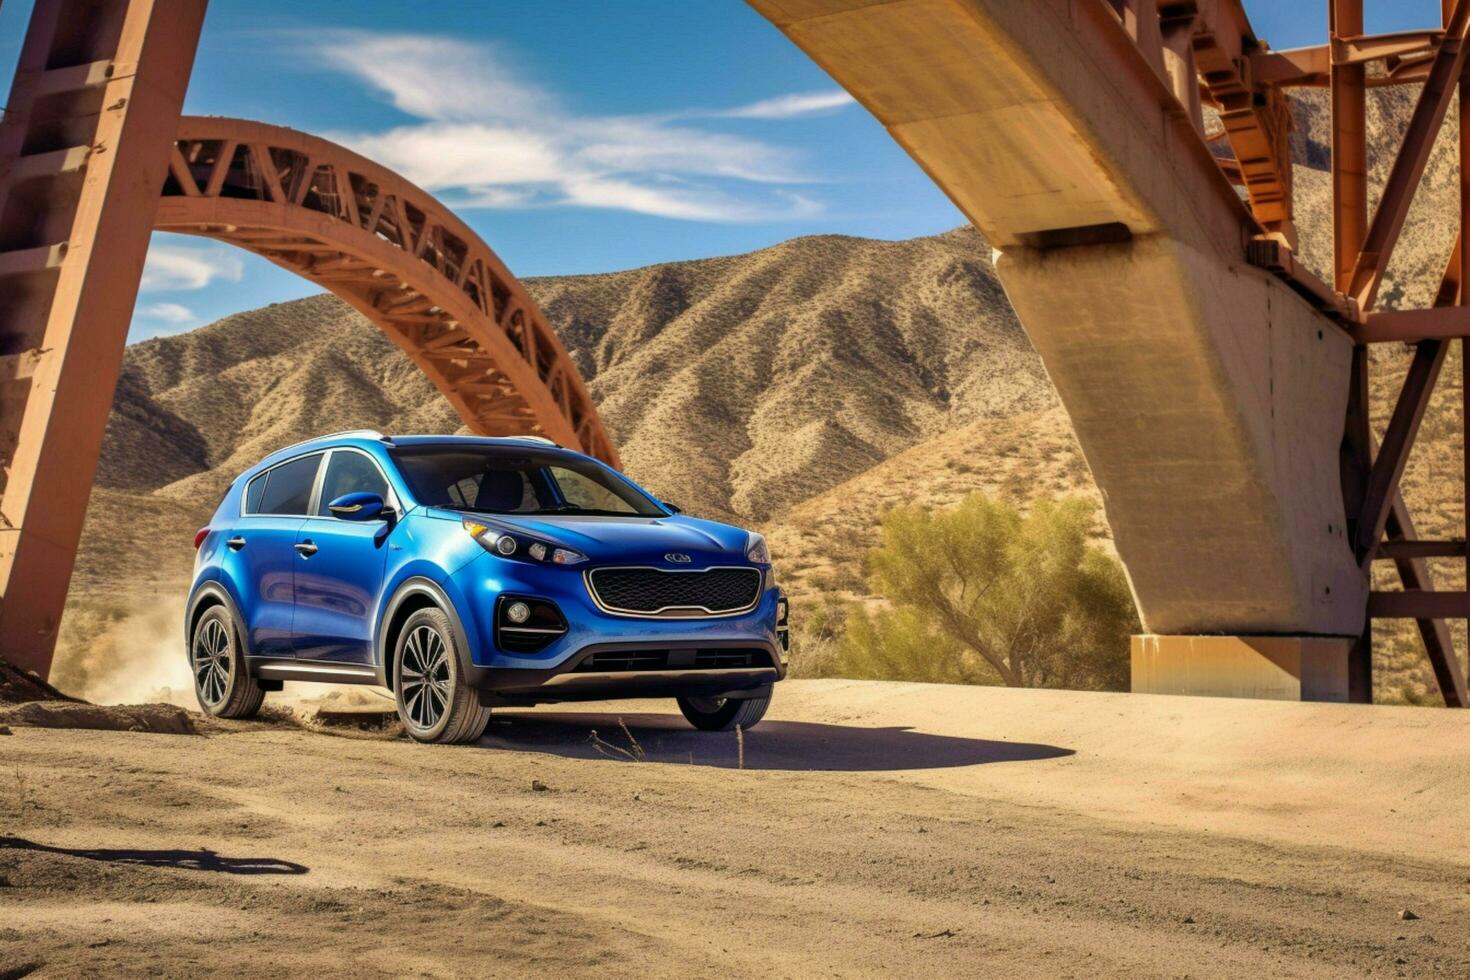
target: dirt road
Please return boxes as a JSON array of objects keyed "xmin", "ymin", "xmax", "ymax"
[{"xmin": 4, "ymin": 680, "xmax": 1469, "ymax": 977}]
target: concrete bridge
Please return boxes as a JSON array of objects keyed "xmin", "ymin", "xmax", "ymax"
[
  {"xmin": 750, "ymin": 0, "xmax": 1470, "ymax": 706},
  {"xmin": 1, "ymin": 0, "xmax": 1467, "ymax": 705}
]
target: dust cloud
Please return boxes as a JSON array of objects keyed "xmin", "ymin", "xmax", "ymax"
[
  {"xmin": 53, "ymin": 597, "xmax": 195, "ymax": 707},
  {"xmin": 52, "ymin": 596, "xmax": 396, "ymax": 713}
]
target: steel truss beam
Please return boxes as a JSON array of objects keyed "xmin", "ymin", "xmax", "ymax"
[
  {"xmin": 1328, "ymin": 0, "xmax": 1470, "ymax": 708},
  {"xmin": 0, "ymin": 0, "xmax": 207, "ymax": 676},
  {"xmin": 1383, "ymin": 506, "xmax": 1468, "ymax": 707},
  {"xmin": 151, "ymin": 117, "xmax": 618, "ymax": 466},
  {"xmin": 1355, "ymin": 341, "xmax": 1447, "ymax": 562},
  {"xmin": 1347, "ymin": 0, "xmax": 1470, "ymax": 312}
]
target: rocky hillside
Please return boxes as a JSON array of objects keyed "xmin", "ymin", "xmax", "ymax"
[
  {"xmin": 59, "ymin": 85, "xmax": 1470, "ymax": 705},
  {"xmin": 97, "ymin": 228, "xmax": 1044, "ymax": 522}
]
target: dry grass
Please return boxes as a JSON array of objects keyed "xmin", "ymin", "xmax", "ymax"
[{"xmin": 588, "ymin": 719, "xmax": 648, "ymax": 762}]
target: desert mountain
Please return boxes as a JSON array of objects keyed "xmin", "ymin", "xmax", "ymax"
[
  {"xmin": 60, "ymin": 85, "xmax": 1470, "ymax": 705},
  {"xmin": 99, "ymin": 228, "xmax": 1045, "ymax": 523}
]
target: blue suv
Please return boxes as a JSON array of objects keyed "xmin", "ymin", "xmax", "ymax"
[{"xmin": 186, "ymin": 431, "xmax": 789, "ymax": 743}]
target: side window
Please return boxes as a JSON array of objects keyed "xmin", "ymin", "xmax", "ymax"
[
  {"xmin": 318, "ymin": 451, "xmax": 391, "ymax": 516},
  {"xmin": 549, "ymin": 466, "xmax": 637, "ymax": 514},
  {"xmin": 256, "ymin": 454, "xmax": 322, "ymax": 516},
  {"xmin": 244, "ymin": 473, "xmax": 268, "ymax": 514}
]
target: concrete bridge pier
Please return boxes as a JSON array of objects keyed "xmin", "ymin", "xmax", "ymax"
[{"xmin": 997, "ymin": 234, "xmax": 1362, "ymax": 702}]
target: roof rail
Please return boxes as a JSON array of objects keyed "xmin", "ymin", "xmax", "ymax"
[
  {"xmin": 505, "ymin": 435, "xmax": 558, "ymax": 447},
  {"xmin": 273, "ymin": 429, "xmax": 387, "ymax": 455}
]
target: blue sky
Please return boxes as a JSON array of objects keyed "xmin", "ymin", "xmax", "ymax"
[{"xmin": 0, "ymin": 1, "xmax": 1448, "ymax": 339}]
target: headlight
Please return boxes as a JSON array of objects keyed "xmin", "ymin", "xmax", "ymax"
[
  {"xmin": 463, "ymin": 519, "xmax": 587, "ymax": 565},
  {"xmin": 463, "ymin": 519, "xmax": 515, "ymax": 555},
  {"xmin": 746, "ymin": 532, "xmax": 771, "ymax": 565},
  {"xmin": 550, "ymin": 547, "xmax": 587, "ymax": 565}
]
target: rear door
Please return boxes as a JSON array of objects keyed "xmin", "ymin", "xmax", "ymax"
[
  {"xmin": 291, "ymin": 448, "xmax": 396, "ymax": 664},
  {"xmin": 223, "ymin": 453, "xmax": 323, "ymax": 658}
]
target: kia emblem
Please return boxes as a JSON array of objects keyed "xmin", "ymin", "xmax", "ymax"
[{"xmin": 665, "ymin": 552, "xmax": 692, "ymax": 564}]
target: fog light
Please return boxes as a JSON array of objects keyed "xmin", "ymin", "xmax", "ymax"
[
  {"xmin": 506, "ymin": 601, "xmax": 531, "ymax": 624},
  {"xmin": 494, "ymin": 535, "xmax": 517, "ymax": 556}
]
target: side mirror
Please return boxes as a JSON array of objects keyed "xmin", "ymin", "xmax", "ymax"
[
  {"xmin": 328, "ymin": 491, "xmax": 386, "ymax": 522},
  {"xmin": 662, "ymin": 501, "xmax": 682, "ymax": 514}
]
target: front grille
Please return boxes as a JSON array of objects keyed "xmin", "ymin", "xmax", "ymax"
[
  {"xmin": 574, "ymin": 648, "xmax": 774, "ymax": 673},
  {"xmin": 587, "ymin": 567, "xmax": 762, "ymax": 616}
]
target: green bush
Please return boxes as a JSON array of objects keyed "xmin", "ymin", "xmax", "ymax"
[
  {"xmin": 837, "ymin": 494, "xmax": 1138, "ymax": 690},
  {"xmin": 784, "ymin": 596, "xmax": 847, "ymax": 679}
]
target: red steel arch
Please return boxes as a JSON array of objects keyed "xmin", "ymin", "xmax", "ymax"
[{"xmin": 155, "ymin": 117, "xmax": 618, "ymax": 466}]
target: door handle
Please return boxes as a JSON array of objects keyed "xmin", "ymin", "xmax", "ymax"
[
  {"xmin": 294, "ymin": 541, "xmax": 318, "ymax": 557},
  {"xmin": 226, "ymin": 536, "xmax": 246, "ymax": 551}
]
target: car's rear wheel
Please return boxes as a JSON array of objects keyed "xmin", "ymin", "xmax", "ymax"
[
  {"xmin": 393, "ymin": 607, "xmax": 490, "ymax": 744},
  {"xmin": 190, "ymin": 606, "xmax": 265, "ymax": 719},
  {"xmin": 677, "ymin": 693, "xmax": 771, "ymax": 732}
]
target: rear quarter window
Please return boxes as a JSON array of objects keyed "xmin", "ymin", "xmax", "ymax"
[{"xmin": 244, "ymin": 473, "xmax": 268, "ymax": 514}]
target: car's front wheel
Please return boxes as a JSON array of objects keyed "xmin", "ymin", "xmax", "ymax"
[
  {"xmin": 677, "ymin": 693, "xmax": 771, "ymax": 732},
  {"xmin": 393, "ymin": 607, "xmax": 490, "ymax": 744},
  {"xmin": 189, "ymin": 606, "xmax": 266, "ymax": 719}
]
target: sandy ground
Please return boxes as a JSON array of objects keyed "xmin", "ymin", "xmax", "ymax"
[{"xmin": 3, "ymin": 679, "xmax": 1470, "ymax": 978}]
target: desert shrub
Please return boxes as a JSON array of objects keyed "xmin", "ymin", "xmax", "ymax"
[
  {"xmin": 786, "ymin": 626, "xmax": 843, "ymax": 679},
  {"xmin": 784, "ymin": 596, "xmax": 849, "ymax": 678},
  {"xmin": 837, "ymin": 494, "xmax": 1138, "ymax": 691}
]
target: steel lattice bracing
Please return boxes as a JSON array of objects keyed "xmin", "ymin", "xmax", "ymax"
[{"xmin": 158, "ymin": 118, "xmax": 617, "ymax": 467}]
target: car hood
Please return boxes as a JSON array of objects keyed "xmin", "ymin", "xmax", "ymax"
[{"xmin": 430, "ymin": 508, "xmax": 754, "ymax": 565}]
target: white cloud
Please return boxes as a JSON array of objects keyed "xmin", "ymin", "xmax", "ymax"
[
  {"xmin": 572, "ymin": 117, "xmax": 800, "ymax": 184},
  {"xmin": 314, "ymin": 33, "xmax": 552, "ymax": 124},
  {"xmin": 141, "ymin": 244, "xmax": 244, "ymax": 291},
  {"xmin": 561, "ymin": 176, "xmax": 821, "ymax": 222},
  {"xmin": 715, "ymin": 90, "xmax": 856, "ymax": 119},
  {"xmin": 140, "ymin": 302, "xmax": 196, "ymax": 324},
  {"xmin": 345, "ymin": 123, "xmax": 565, "ymax": 189},
  {"xmin": 306, "ymin": 31, "xmax": 830, "ymax": 223}
]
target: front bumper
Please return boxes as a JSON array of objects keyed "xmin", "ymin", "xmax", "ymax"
[
  {"xmin": 475, "ymin": 637, "xmax": 781, "ymax": 705},
  {"xmin": 446, "ymin": 552, "xmax": 787, "ymax": 703}
]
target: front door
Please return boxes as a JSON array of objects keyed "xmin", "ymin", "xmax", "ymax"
[{"xmin": 291, "ymin": 448, "xmax": 394, "ymax": 663}]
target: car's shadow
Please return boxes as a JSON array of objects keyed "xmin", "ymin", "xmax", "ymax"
[
  {"xmin": 0, "ymin": 837, "xmax": 309, "ymax": 875},
  {"xmin": 478, "ymin": 711, "xmax": 1073, "ymax": 771}
]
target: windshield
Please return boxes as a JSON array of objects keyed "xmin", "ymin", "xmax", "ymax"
[{"xmin": 389, "ymin": 445, "xmax": 665, "ymax": 517}]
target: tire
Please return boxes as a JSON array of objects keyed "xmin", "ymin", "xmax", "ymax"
[
  {"xmin": 677, "ymin": 693, "xmax": 771, "ymax": 732},
  {"xmin": 189, "ymin": 605, "xmax": 266, "ymax": 719},
  {"xmin": 392, "ymin": 607, "xmax": 490, "ymax": 745}
]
